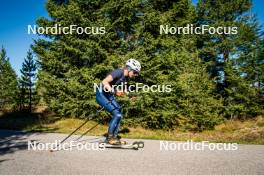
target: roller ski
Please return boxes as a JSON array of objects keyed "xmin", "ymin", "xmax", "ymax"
[{"xmin": 99, "ymin": 136, "xmax": 144, "ymax": 150}]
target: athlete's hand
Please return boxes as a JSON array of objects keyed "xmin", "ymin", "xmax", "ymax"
[{"xmin": 115, "ymin": 91, "xmax": 125, "ymax": 97}]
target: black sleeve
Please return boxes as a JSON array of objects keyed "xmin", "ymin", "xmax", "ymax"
[{"xmin": 109, "ymin": 69, "xmax": 123, "ymax": 83}]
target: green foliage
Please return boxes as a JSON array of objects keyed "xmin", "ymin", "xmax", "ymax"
[
  {"xmin": 222, "ymin": 37, "xmax": 264, "ymax": 118},
  {"xmin": 19, "ymin": 49, "xmax": 38, "ymax": 112},
  {"xmin": 197, "ymin": 0, "xmax": 264, "ymax": 118},
  {"xmin": 32, "ymin": 0, "xmax": 263, "ymax": 130},
  {"xmin": 0, "ymin": 47, "xmax": 19, "ymax": 110}
]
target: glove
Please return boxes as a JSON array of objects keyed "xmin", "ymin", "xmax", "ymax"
[{"xmin": 115, "ymin": 91, "xmax": 125, "ymax": 97}]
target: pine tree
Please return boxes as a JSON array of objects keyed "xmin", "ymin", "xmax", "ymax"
[
  {"xmin": 119, "ymin": 0, "xmax": 223, "ymax": 130},
  {"xmin": 256, "ymin": 38, "xmax": 264, "ymax": 94},
  {"xmin": 20, "ymin": 49, "xmax": 37, "ymax": 112},
  {"xmin": 33, "ymin": 0, "xmax": 223, "ymax": 130},
  {"xmin": 0, "ymin": 46, "xmax": 19, "ymax": 110},
  {"xmin": 196, "ymin": 0, "xmax": 263, "ymax": 118}
]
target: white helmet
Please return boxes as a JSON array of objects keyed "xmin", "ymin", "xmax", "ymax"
[{"xmin": 126, "ymin": 59, "xmax": 141, "ymax": 73}]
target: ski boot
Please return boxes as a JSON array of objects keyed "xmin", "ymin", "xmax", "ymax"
[
  {"xmin": 114, "ymin": 135, "xmax": 127, "ymax": 145},
  {"xmin": 106, "ymin": 134, "xmax": 126, "ymax": 145}
]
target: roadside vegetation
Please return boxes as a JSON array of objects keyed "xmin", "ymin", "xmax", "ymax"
[
  {"xmin": 0, "ymin": 108, "xmax": 263, "ymax": 144},
  {"xmin": 0, "ymin": 0, "xmax": 263, "ymax": 143}
]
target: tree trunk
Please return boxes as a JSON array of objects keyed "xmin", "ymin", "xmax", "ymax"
[{"xmin": 29, "ymin": 78, "xmax": 32, "ymax": 113}]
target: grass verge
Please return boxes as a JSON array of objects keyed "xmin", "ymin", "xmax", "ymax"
[{"xmin": 0, "ymin": 111, "xmax": 263, "ymax": 144}]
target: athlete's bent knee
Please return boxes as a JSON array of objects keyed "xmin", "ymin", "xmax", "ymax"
[{"xmin": 111, "ymin": 109, "xmax": 122, "ymax": 119}]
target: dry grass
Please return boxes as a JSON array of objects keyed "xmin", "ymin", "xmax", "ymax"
[
  {"xmin": 43, "ymin": 118, "xmax": 108, "ymax": 136},
  {"xmin": 1, "ymin": 111, "xmax": 263, "ymax": 144},
  {"xmin": 38, "ymin": 116, "xmax": 264, "ymax": 144}
]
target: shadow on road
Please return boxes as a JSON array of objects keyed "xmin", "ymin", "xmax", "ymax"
[
  {"xmin": 0, "ymin": 130, "xmax": 40, "ymax": 156},
  {"xmin": 0, "ymin": 109, "xmax": 61, "ymax": 156}
]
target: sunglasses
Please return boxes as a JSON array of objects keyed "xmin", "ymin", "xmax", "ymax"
[{"xmin": 133, "ymin": 70, "xmax": 139, "ymax": 75}]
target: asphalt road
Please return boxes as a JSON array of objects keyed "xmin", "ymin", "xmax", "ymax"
[{"xmin": 0, "ymin": 130, "xmax": 264, "ymax": 175}]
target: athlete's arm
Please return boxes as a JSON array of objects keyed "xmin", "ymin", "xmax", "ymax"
[
  {"xmin": 102, "ymin": 75, "xmax": 113, "ymax": 92},
  {"xmin": 103, "ymin": 69, "xmax": 126, "ymax": 96}
]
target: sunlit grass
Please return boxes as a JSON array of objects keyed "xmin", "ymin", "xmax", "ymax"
[
  {"xmin": 0, "ymin": 112, "xmax": 263, "ymax": 144},
  {"xmin": 39, "ymin": 116, "xmax": 264, "ymax": 144}
]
